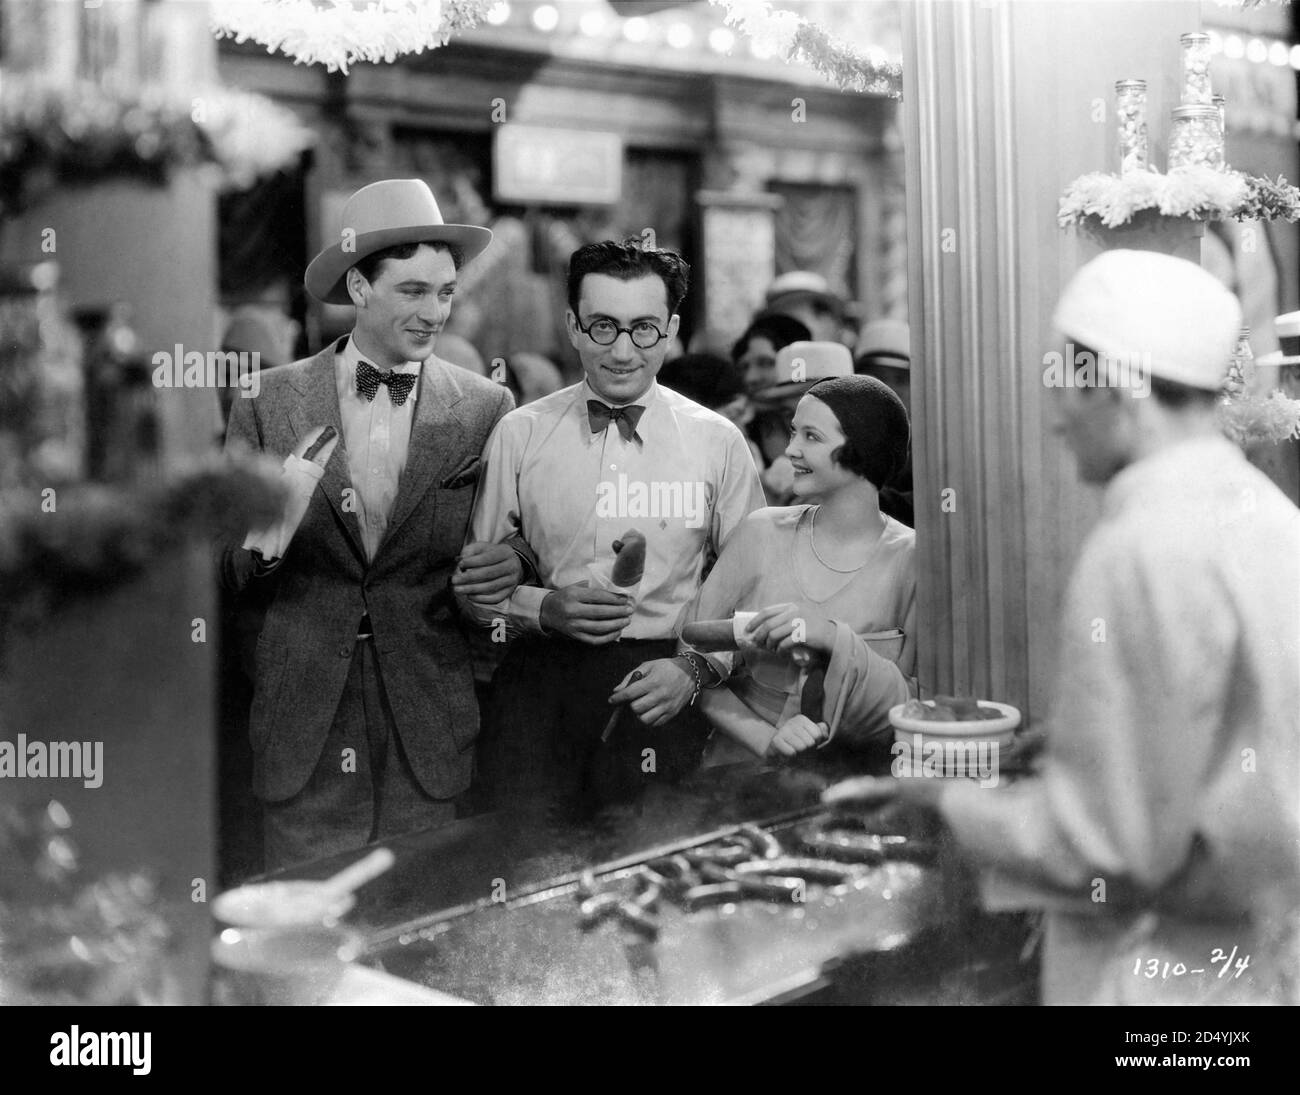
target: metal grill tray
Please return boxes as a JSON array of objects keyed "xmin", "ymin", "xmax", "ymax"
[{"xmin": 362, "ymin": 807, "xmax": 950, "ymax": 1005}]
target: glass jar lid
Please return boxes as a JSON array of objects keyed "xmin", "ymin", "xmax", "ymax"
[
  {"xmin": 1180, "ymin": 32, "xmax": 1211, "ymax": 45},
  {"xmin": 1115, "ymin": 79, "xmax": 1148, "ymax": 91},
  {"xmin": 1172, "ymin": 104, "xmax": 1220, "ymax": 119}
]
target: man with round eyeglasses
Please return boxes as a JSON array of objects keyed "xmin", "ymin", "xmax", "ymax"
[{"xmin": 460, "ymin": 238, "xmax": 764, "ymax": 816}]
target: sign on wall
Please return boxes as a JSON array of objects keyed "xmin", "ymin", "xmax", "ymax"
[{"xmin": 493, "ymin": 125, "xmax": 623, "ymax": 206}]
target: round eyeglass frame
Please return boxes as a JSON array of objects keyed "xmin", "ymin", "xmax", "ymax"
[{"xmin": 575, "ymin": 316, "xmax": 668, "ymax": 349}]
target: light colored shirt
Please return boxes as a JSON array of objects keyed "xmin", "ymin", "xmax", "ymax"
[
  {"xmin": 679, "ymin": 505, "xmax": 916, "ymax": 761},
  {"xmin": 335, "ymin": 335, "xmax": 423, "ymax": 561},
  {"xmin": 464, "ymin": 379, "xmax": 764, "ymax": 639},
  {"xmin": 930, "ymin": 434, "xmax": 1300, "ymax": 1004}
]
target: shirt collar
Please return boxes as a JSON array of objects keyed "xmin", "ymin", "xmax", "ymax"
[
  {"xmin": 577, "ymin": 378, "xmax": 660, "ymax": 444},
  {"xmin": 579, "ymin": 377, "xmax": 660, "ymax": 411},
  {"xmin": 340, "ymin": 334, "xmax": 423, "ymax": 374}
]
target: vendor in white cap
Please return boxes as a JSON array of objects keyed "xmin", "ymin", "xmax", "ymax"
[
  {"xmin": 825, "ymin": 250, "xmax": 1300, "ymax": 1004},
  {"xmin": 221, "ymin": 179, "xmax": 527, "ymax": 870}
]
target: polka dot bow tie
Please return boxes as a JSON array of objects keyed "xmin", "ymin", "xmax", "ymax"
[
  {"xmin": 356, "ymin": 361, "xmax": 417, "ymax": 406},
  {"xmin": 587, "ymin": 400, "xmax": 645, "ymax": 442}
]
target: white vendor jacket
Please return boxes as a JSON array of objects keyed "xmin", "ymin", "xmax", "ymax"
[{"xmin": 936, "ymin": 434, "xmax": 1300, "ymax": 1004}]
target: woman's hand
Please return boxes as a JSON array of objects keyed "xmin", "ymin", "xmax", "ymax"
[
  {"xmin": 744, "ymin": 603, "xmax": 835, "ymax": 657},
  {"xmin": 766, "ymin": 714, "xmax": 828, "ymax": 757}
]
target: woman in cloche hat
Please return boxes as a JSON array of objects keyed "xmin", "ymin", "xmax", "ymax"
[{"xmin": 676, "ymin": 373, "xmax": 916, "ymax": 765}]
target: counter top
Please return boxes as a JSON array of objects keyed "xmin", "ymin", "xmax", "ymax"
[{"xmin": 272, "ymin": 751, "xmax": 1038, "ymax": 1005}]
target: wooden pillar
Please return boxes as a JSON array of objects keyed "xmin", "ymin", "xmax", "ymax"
[{"xmin": 902, "ymin": 0, "xmax": 1202, "ymax": 718}]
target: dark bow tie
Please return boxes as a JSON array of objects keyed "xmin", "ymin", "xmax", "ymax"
[
  {"xmin": 356, "ymin": 361, "xmax": 417, "ymax": 406},
  {"xmin": 587, "ymin": 400, "xmax": 645, "ymax": 442}
]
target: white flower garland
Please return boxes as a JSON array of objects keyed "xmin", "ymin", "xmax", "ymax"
[
  {"xmin": 209, "ymin": 0, "xmax": 903, "ymax": 93},
  {"xmin": 194, "ymin": 87, "xmax": 318, "ymax": 190},
  {"xmin": 1059, "ymin": 166, "xmax": 1252, "ymax": 228},
  {"xmin": 211, "ymin": 0, "xmax": 492, "ymax": 75},
  {"xmin": 1220, "ymin": 389, "xmax": 1300, "ymax": 446},
  {"xmin": 711, "ymin": 1, "xmax": 904, "ymax": 98}
]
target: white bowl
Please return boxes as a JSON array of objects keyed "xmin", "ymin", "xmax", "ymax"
[{"xmin": 889, "ymin": 700, "xmax": 1021, "ymax": 739}]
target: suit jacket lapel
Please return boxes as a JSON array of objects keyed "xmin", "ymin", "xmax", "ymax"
[
  {"xmin": 288, "ymin": 342, "xmax": 366, "ymax": 563},
  {"xmin": 383, "ymin": 357, "xmax": 466, "ymax": 545}
]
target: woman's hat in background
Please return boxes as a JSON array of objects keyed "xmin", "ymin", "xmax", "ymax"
[
  {"xmin": 753, "ymin": 340, "xmax": 854, "ymax": 404},
  {"xmin": 854, "ymin": 319, "xmax": 911, "ymax": 369},
  {"xmin": 305, "ymin": 179, "xmax": 493, "ymax": 305},
  {"xmin": 1256, "ymin": 311, "xmax": 1300, "ymax": 367}
]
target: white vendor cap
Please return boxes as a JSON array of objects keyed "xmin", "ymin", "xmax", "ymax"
[{"xmin": 1052, "ymin": 250, "xmax": 1242, "ymax": 391}]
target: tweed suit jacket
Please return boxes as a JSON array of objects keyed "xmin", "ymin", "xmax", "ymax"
[{"xmin": 221, "ymin": 337, "xmax": 514, "ymax": 802}]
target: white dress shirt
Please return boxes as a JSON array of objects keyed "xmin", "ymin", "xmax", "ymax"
[
  {"xmin": 464, "ymin": 379, "xmax": 764, "ymax": 639},
  {"xmin": 335, "ymin": 335, "xmax": 423, "ymax": 562}
]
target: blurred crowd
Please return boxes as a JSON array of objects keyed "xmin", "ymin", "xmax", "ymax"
[
  {"xmin": 659, "ymin": 271, "xmax": 913, "ymax": 527},
  {"xmin": 220, "ymin": 267, "xmax": 914, "ymax": 527}
]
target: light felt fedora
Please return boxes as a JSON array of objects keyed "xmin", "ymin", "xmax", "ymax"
[
  {"xmin": 752, "ymin": 340, "xmax": 854, "ymax": 404},
  {"xmin": 1256, "ymin": 311, "xmax": 1300, "ymax": 367},
  {"xmin": 854, "ymin": 318, "xmax": 911, "ymax": 369},
  {"xmin": 763, "ymin": 270, "xmax": 845, "ymax": 317},
  {"xmin": 305, "ymin": 179, "xmax": 493, "ymax": 305}
]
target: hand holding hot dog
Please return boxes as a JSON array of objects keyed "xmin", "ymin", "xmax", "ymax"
[
  {"xmin": 243, "ymin": 424, "xmax": 340, "ymax": 560},
  {"xmin": 608, "ymin": 658, "xmax": 695, "ymax": 726},
  {"xmin": 745, "ymin": 603, "xmax": 835, "ymax": 658},
  {"xmin": 453, "ymin": 542, "xmax": 523, "ymax": 602},
  {"xmin": 540, "ymin": 584, "xmax": 633, "ymax": 644},
  {"xmin": 766, "ymin": 713, "xmax": 828, "ymax": 757}
]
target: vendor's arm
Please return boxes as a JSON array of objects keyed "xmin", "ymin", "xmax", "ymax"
[
  {"xmin": 833, "ymin": 534, "xmax": 1237, "ymax": 902},
  {"xmin": 937, "ymin": 535, "xmax": 1234, "ymax": 898}
]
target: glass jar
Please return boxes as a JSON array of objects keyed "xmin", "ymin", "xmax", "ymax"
[
  {"xmin": 1223, "ymin": 327, "xmax": 1254, "ymax": 398},
  {"xmin": 1168, "ymin": 104, "xmax": 1224, "ymax": 171},
  {"xmin": 1180, "ymin": 32, "xmax": 1213, "ymax": 104},
  {"xmin": 1115, "ymin": 80, "xmax": 1149, "ymax": 173}
]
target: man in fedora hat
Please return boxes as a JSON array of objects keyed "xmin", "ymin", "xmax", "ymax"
[
  {"xmin": 222, "ymin": 179, "xmax": 526, "ymax": 870},
  {"xmin": 762, "ymin": 271, "xmax": 850, "ymax": 345},
  {"xmin": 826, "ymin": 250, "xmax": 1300, "ymax": 1004}
]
